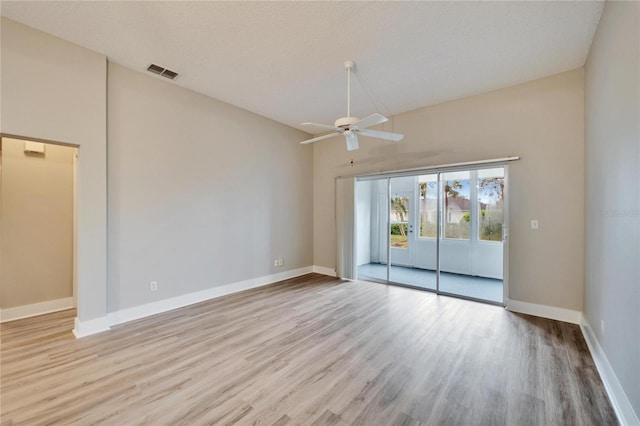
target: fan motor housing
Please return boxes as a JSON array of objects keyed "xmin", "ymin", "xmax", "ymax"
[{"xmin": 334, "ymin": 116, "xmax": 359, "ymax": 129}]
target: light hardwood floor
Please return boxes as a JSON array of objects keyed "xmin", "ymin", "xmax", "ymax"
[{"xmin": 1, "ymin": 274, "xmax": 617, "ymax": 425}]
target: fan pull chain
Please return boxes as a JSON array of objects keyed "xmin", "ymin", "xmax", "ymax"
[{"xmin": 353, "ymin": 71, "xmax": 391, "ymax": 118}]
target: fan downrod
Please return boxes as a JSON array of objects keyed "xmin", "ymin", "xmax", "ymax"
[{"xmin": 298, "ymin": 59, "xmax": 404, "ymax": 151}]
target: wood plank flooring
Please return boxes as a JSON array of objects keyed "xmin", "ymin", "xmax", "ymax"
[{"xmin": 1, "ymin": 274, "xmax": 617, "ymax": 425}]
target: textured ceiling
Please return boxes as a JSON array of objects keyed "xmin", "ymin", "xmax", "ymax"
[{"xmin": 1, "ymin": 1, "xmax": 604, "ymax": 133}]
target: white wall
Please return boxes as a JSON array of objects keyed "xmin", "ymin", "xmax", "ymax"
[
  {"xmin": 1, "ymin": 18, "xmax": 108, "ymax": 327},
  {"xmin": 1, "ymin": 138, "xmax": 75, "ymax": 309},
  {"xmin": 315, "ymin": 69, "xmax": 585, "ymax": 311},
  {"xmin": 107, "ymin": 63, "xmax": 313, "ymax": 311},
  {"xmin": 584, "ymin": 0, "xmax": 640, "ymax": 419}
]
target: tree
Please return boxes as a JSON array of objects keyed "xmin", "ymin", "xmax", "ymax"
[
  {"xmin": 445, "ymin": 180, "xmax": 462, "ymax": 198},
  {"xmin": 478, "ymin": 177, "xmax": 504, "ymax": 241},
  {"xmin": 391, "ymin": 196, "xmax": 408, "ymax": 236},
  {"xmin": 478, "ymin": 177, "xmax": 504, "ymax": 200},
  {"xmin": 444, "ymin": 180, "xmax": 463, "ymax": 224},
  {"xmin": 419, "ymin": 182, "xmax": 428, "ymax": 237}
]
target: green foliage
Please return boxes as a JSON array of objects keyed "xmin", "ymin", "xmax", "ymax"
[
  {"xmin": 445, "ymin": 180, "xmax": 463, "ymax": 198},
  {"xmin": 391, "ymin": 196, "xmax": 408, "ymax": 222},
  {"xmin": 480, "ymin": 208, "xmax": 503, "ymax": 241},
  {"xmin": 390, "ymin": 223, "xmax": 408, "ymax": 235},
  {"xmin": 480, "ymin": 223, "xmax": 503, "ymax": 241},
  {"xmin": 419, "ymin": 181, "xmax": 437, "ymax": 199}
]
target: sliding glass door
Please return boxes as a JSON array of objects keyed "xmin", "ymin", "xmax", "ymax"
[
  {"xmin": 438, "ymin": 168, "xmax": 504, "ymax": 303},
  {"xmin": 387, "ymin": 176, "xmax": 437, "ymax": 289},
  {"xmin": 355, "ymin": 165, "xmax": 507, "ymax": 305}
]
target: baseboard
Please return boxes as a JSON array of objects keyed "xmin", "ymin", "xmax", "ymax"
[
  {"xmin": 581, "ymin": 317, "xmax": 640, "ymax": 426},
  {"xmin": 107, "ymin": 266, "xmax": 314, "ymax": 327},
  {"xmin": 505, "ymin": 298, "xmax": 582, "ymax": 324},
  {"xmin": 73, "ymin": 316, "xmax": 110, "ymax": 338},
  {"xmin": 312, "ymin": 265, "xmax": 337, "ymax": 277},
  {"xmin": 0, "ymin": 297, "xmax": 74, "ymax": 323}
]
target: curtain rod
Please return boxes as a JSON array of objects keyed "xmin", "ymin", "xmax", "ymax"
[{"xmin": 337, "ymin": 156, "xmax": 520, "ymax": 181}]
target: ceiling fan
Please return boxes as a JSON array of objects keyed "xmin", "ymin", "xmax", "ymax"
[{"xmin": 299, "ymin": 60, "xmax": 404, "ymax": 151}]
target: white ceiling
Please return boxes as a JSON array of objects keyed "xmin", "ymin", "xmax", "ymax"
[{"xmin": 1, "ymin": 1, "xmax": 604, "ymax": 133}]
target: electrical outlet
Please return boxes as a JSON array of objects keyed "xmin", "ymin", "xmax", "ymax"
[
  {"xmin": 600, "ymin": 320, "xmax": 605, "ymax": 336},
  {"xmin": 150, "ymin": 281, "xmax": 158, "ymax": 291},
  {"xmin": 278, "ymin": 258, "xmax": 284, "ymax": 267},
  {"xmin": 530, "ymin": 219, "xmax": 539, "ymax": 230},
  {"xmin": 274, "ymin": 259, "xmax": 279, "ymax": 267}
]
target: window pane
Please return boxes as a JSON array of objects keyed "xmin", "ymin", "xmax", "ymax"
[
  {"xmin": 418, "ymin": 175, "xmax": 437, "ymax": 238},
  {"xmin": 390, "ymin": 195, "xmax": 409, "ymax": 248},
  {"xmin": 442, "ymin": 172, "xmax": 470, "ymax": 240},
  {"xmin": 478, "ymin": 168, "xmax": 504, "ymax": 242}
]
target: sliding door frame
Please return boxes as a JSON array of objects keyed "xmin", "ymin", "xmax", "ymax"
[{"xmin": 353, "ymin": 158, "xmax": 517, "ymax": 306}]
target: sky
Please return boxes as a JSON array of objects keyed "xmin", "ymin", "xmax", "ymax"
[{"xmin": 422, "ymin": 178, "xmax": 503, "ymax": 205}]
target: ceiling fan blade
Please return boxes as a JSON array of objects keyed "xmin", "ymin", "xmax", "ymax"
[
  {"xmin": 345, "ymin": 131, "xmax": 359, "ymax": 151},
  {"xmin": 301, "ymin": 122, "xmax": 338, "ymax": 132},
  {"xmin": 352, "ymin": 113, "xmax": 388, "ymax": 130},
  {"xmin": 299, "ymin": 132, "xmax": 341, "ymax": 145},
  {"xmin": 358, "ymin": 128, "xmax": 404, "ymax": 142}
]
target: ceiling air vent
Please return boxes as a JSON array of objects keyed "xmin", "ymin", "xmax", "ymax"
[
  {"xmin": 161, "ymin": 69, "xmax": 179, "ymax": 80},
  {"xmin": 146, "ymin": 64, "xmax": 179, "ymax": 80}
]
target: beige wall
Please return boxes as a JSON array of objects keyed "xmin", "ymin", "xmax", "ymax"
[
  {"xmin": 1, "ymin": 138, "xmax": 75, "ymax": 308},
  {"xmin": 314, "ymin": 68, "xmax": 585, "ymax": 311},
  {"xmin": 1, "ymin": 18, "xmax": 313, "ymax": 324},
  {"xmin": 0, "ymin": 16, "xmax": 591, "ymax": 329},
  {"xmin": 1, "ymin": 18, "xmax": 107, "ymax": 325},
  {"xmin": 584, "ymin": 0, "xmax": 640, "ymax": 417},
  {"xmin": 107, "ymin": 63, "xmax": 313, "ymax": 311}
]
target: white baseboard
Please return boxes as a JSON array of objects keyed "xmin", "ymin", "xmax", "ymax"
[
  {"xmin": 0, "ymin": 297, "xmax": 74, "ymax": 323},
  {"xmin": 581, "ymin": 317, "xmax": 640, "ymax": 426},
  {"xmin": 505, "ymin": 298, "xmax": 582, "ymax": 324},
  {"xmin": 312, "ymin": 265, "xmax": 337, "ymax": 277},
  {"xmin": 73, "ymin": 316, "xmax": 110, "ymax": 338},
  {"xmin": 106, "ymin": 266, "xmax": 314, "ymax": 328}
]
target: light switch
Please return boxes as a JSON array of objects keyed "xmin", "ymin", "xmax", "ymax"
[{"xmin": 530, "ymin": 219, "xmax": 539, "ymax": 230}]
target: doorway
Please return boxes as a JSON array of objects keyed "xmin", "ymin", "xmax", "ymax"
[
  {"xmin": 355, "ymin": 165, "xmax": 507, "ymax": 305},
  {"xmin": 0, "ymin": 137, "xmax": 78, "ymax": 321}
]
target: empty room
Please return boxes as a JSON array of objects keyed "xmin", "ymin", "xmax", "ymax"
[{"xmin": 1, "ymin": 1, "xmax": 638, "ymax": 425}]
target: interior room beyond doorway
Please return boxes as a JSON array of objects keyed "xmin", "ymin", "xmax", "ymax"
[{"xmin": 0, "ymin": 137, "xmax": 77, "ymax": 322}]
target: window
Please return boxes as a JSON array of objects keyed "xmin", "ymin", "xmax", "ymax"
[
  {"xmin": 390, "ymin": 195, "xmax": 409, "ymax": 248},
  {"xmin": 442, "ymin": 171, "xmax": 471, "ymax": 240},
  {"xmin": 478, "ymin": 168, "xmax": 504, "ymax": 242},
  {"xmin": 418, "ymin": 175, "xmax": 437, "ymax": 238}
]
